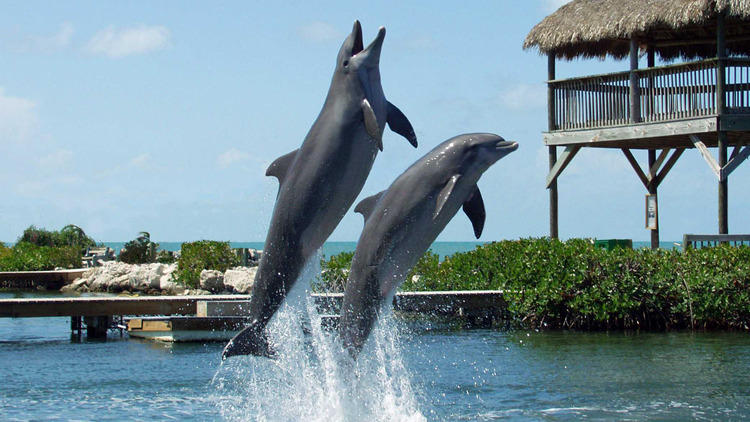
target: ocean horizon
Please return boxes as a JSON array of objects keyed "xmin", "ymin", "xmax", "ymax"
[{"xmin": 91, "ymin": 240, "xmax": 681, "ymax": 259}]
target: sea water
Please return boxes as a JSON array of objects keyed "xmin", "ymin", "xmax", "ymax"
[
  {"xmin": 1, "ymin": 244, "xmax": 749, "ymax": 420},
  {"xmin": 98, "ymin": 240, "xmax": 682, "ymax": 259}
]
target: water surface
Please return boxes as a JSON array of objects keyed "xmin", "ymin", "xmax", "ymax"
[{"xmin": 1, "ymin": 294, "xmax": 747, "ymax": 421}]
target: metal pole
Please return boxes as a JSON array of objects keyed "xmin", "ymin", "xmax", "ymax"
[{"xmin": 547, "ymin": 53, "xmax": 559, "ymax": 239}]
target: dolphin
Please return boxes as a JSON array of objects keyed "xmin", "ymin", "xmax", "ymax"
[
  {"xmin": 338, "ymin": 133, "xmax": 518, "ymax": 358},
  {"xmin": 222, "ymin": 21, "xmax": 417, "ymax": 359}
]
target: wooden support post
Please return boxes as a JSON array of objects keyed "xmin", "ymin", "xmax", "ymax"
[
  {"xmin": 646, "ymin": 45, "xmax": 658, "ymax": 249},
  {"xmin": 717, "ymin": 11, "xmax": 728, "ymax": 234},
  {"xmin": 546, "ymin": 146, "xmax": 580, "ymax": 188},
  {"xmin": 648, "ymin": 150, "xmax": 659, "ymax": 249},
  {"xmin": 629, "ymin": 39, "xmax": 641, "ymax": 123},
  {"xmin": 547, "ymin": 53, "xmax": 559, "ymax": 239},
  {"xmin": 84, "ymin": 315, "xmax": 112, "ymax": 339},
  {"xmin": 70, "ymin": 316, "xmax": 82, "ymax": 341}
]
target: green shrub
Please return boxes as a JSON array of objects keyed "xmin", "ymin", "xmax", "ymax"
[
  {"xmin": 119, "ymin": 232, "xmax": 158, "ymax": 264},
  {"xmin": 315, "ymin": 251, "xmax": 354, "ymax": 292},
  {"xmin": 318, "ymin": 238, "xmax": 750, "ymax": 330},
  {"xmin": 19, "ymin": 224, "xmax": 96, "ymax": 251},
  {"xmin": 175, "ymin": 240, "xmax": 238, "ymax": 288},
  {"xmin": 155, "ymin": 250, "xmax": 176, "ymax": 264},
  {"xmin": 0, "ymin": 241, "xmax": 81, "ymax": 271}
]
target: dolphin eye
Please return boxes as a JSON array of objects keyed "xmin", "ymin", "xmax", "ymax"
[{"xmin": 343, "ymin": 59, "xmax": 349, "ymax": 67}]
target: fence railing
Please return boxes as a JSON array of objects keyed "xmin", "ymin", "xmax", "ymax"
[{"xmin": 549, "ymin": 58, "xmax": 750, "ymax": 131}]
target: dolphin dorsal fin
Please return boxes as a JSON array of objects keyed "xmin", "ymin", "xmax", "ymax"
[
  {"xmin": 434, "ymin": 175, "xmax": 460, "ymax": 219},
  {"xmin": 386, "ymin": 101, "xmax": 417, "ymax": 148},
  {"xmin": 362, "ymin": 99, "xmax": 383, "ymax": 151},
  {"xmin": 462, "ymin": 185, "xmax": 486, "ymax": 239},
  {"xmin": 354, "ymin": 191, "xmax": 385, "ymax": 221},
  {"xmin": 265, "ymin": 149, "xmax": 299, "ymax": 184}
]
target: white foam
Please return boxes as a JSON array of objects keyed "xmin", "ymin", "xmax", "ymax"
[{"xmin": 212, "ymin": 251, "xmax": 425, "ymax": 421}]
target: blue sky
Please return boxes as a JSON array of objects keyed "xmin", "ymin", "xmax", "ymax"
[{"xmin": 1, "ymin": 1, "xmax": 747, "ymax": 243}]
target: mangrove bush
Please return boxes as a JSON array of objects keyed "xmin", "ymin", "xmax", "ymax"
[
  {"xmin": 319, "ymin": 238, "xmax": 750, "ymax": 330},
  {"xmin": 175, "ymin": 240, "xmax": 238, "ymax": 288}
]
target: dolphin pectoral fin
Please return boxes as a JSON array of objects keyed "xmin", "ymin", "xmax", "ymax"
[
  {"xmin": 222, "ymin": 323, "xmax": 276, "ymax": 360},
  {"xmin": 462, "ymin": 185, "xmax": 486, "ymax": 239},
  {"xmin": 386, "ymin": 101, "xmax": 417, "ymax": 147},
  {"xmin": 434, "ymin": 175, "xmax": 460, "ymax": 219},
  {"xmin": 361, "ymin": 98, "xmax": 383, "ymax": 151},
  {"xmin": 354, "ymin": 191, "xmax": 385, "ymax": 221},
  {"xmin": 265, "ymin": 149, "xmax": 299, "ymax": 185}
]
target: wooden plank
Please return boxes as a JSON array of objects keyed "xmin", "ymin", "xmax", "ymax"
[
  {"xmin": 654, "ymin": 148, "xmax": 685, "ymax": 187},
  {"xmin": 720, "ymin": 114, "xmax": 750, "ymax": 131},
  {"xmin": 0, "ymin": 295, "xmax": 252, "ymax": 318},
  {"xmin": 683, "ymin": 233, "xmax": 750, "ymax": 249},
  {"xmin": 689, "ymin": 134, "xmax": 722, "ymax": 179},
  {"xmin": 545, "ymin": 146, "xmax": 581, "ymax": 188},
  {"xmin": 721, "ymin": 145, "xmax": 750, "ymax": 179},
  {"xmin": 0, "ymin": 269, "xmax": 88, "ymax": 283},
  {"xmin": 312, "ymin": 291, "xmax": 506, "ymax": 316},
  {"xmin": 730, "ymin": 140, "xmax": 745, "ymax": 160},
  {"xmin": 650, "ymin": 148, "xmax": 671, "ymax": 177},
  {"xmin": 544, "ymin": 116, "xmax": 717, "ymax": 147},
  {"xmin": 621, "ymin": 148, "xmax": 650, "ymax": 188}
]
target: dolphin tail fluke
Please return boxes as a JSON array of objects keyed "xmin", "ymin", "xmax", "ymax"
[
  {"xmin": 222, "ymin": 323, "xmax": 275, "ymax": 360},
  {"xmin": 386, "ymin": 101, "xmax": 417, "ymax": 147}
]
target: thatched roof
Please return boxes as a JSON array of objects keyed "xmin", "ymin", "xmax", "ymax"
[{"xmin": 524, "ymin": 0, "xmax": 750, "ymax": 60}]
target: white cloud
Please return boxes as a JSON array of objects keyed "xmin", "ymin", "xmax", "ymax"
[
  {"xmin": 4, "ymin": 22, "xmax": 74, "ymax": 53},
  {"xmin": 543, "ymin": 0, "xmax": 571, "ymax": 12},
  {"xmin": 0, "ymin": 87, "xmax": 38, "ymax": 143},
  {"xmin": 86, "ymin": 25, "xmax": 171, "ymax": 58},
  {"xmin": 499, "ymin": 83, "xmax": 547, "ymax": 111},
  {"xmin": 403, "ymin": 34, "xmax": 437, "ymax": 51},
  {"xmin": 298, "ymin": 21, "xmax": 341, "ymax": 43},
  {"xmin": 217, "ymin": 148, "xmax": 250, "ymax": 168},
  {"xmin": 129, "ymin": 153, "xmax": 151, "ymax": 168},
  {"xmin": 38, "ymin": 149, "xmax": 73, "ymax": 168}
]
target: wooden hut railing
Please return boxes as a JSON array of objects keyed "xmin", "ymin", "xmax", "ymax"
[{"xmin": 548, "ymin": 58, "xmax": 750, "ymax": 131}]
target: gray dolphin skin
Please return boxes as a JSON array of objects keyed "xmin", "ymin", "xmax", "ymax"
[
  {"xmin": 222, "ymin": 21, "xmax": 417, "ymax": 359},
  {"xmin": 338, "ymin": 133, "xmax": 518, "ymax": 358}
]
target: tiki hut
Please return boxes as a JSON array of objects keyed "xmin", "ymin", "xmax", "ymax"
[
  {"xmin": 525, "ymin": 0, "xmax": 750, "ymax": 60},
  {"xmin": 524, "ymin": 0, "xmax": 750, "ymax": 247}
]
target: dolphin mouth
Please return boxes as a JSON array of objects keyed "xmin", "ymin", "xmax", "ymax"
[
  {"xmin": 496, "ymin": 141, "xmax": 519, "ymax": 151},
  {"xmin": 352, "ymin": 25, "xmax": 385, "ymax": 64},
  {"xmin": 351, "ymin": 20, "xmax": 363, "ymax": 56}
]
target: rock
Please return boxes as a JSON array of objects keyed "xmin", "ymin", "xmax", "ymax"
[
  {"xmin": 159, "ymin": 276, "xmax": 185, "ymax": 295},
  {"xmin": 61, "ymin": 278, "xmax": 89, "ymax": 293},
  {"xmin": 182, "ymin": 288, "xmax": 212, "ymax": 295},
  {"xmin": 223, "ymin": 267, "xmax": 257, "ymax": 293},
  {"xmin": 199, "ymin": 270, "xmax": 224, "ymax": 293}
]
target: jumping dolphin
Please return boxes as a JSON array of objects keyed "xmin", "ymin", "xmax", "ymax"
[
  {"xmin": 222, "ymin": 21, "xmax": 417, "ymax": 359},
  {"xmin": 338, "ymin": 133, "xmax": 518, "ymax": 358}
]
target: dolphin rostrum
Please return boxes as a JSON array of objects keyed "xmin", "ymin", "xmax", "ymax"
[
  {"xmin": 338, "ymin": 133, "xmax": 518, "ymax": 358},
  {"xmin": 222, "ymin": 21, "xmax": 417, "ymax": 359}
]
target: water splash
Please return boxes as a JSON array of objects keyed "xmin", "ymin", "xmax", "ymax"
[{"xmin": 212, "ymin": 252, "xmax": 425, "ymax": 422}]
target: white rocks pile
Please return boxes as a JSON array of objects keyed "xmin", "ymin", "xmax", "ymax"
[{"xmin": 62, "ymin": 261, "xmax": 257, "ymax": 295}]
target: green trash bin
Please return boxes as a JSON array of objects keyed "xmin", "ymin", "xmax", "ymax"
[{"xmin": 594, "ymin": 239, "xmax": 633, "ymax": 251}]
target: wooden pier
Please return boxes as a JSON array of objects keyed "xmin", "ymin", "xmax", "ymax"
[
  {"xmin": 0, "ymin": 269, "xmax": 88, "ymax": 290},
  {"xmin": 0, "ymin": 291, "xmax": 507, "ymax": 340}
]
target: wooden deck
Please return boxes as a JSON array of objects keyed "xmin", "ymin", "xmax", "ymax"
[
  {"xmin": 0, "ymin": 291, "xmax": 506, "ymax": 319},
  {"xmin": 0, "ymin": 269, "xmax": 89, "ymax": 290},
  {"xmin": 0, "ymin": 295, "xmax": 252, "ymax": 318}
]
